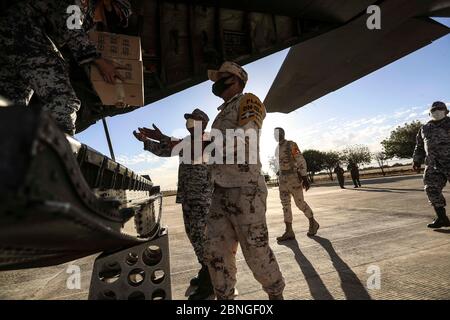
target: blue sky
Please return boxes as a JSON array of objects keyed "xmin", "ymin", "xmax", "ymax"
[{"xmin": 76, "ymin": 19, "xmax": 450, "ymax": 190}]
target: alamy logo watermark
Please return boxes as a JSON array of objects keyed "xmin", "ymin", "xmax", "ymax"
[
  {"xmin": 367, "ymin": 5, "xmax": 381, "ymax": 30},
  {"xmin": 66, "ymin": 5, "xmax": 83, "ymax": 30},
  {"xmin": 170, "ymin": 121, "xmax": 260, "ymax": 165},
  {"xmin": 366, "ymin": 265, "xmax": 381, "ymax": 290},
  {"xmin": 66, "ymin": 264, "xmax": 81, "ymax": 290}
]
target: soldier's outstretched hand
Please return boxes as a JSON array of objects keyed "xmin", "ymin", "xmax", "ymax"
[
  {"xmin": 138, "ymin": 124, "xmax": 163, "ymax": 141},
  {"xmin": 133, "ymin": 130, "xmax": 147, "ymax": 142},
  {"xmin": 413, "ymin": 162, "xmax": 422, "ymax": 172}
]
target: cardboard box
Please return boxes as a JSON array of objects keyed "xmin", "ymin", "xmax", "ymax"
[
  {"xmin": 89, "ymin": 31, "xmax": 142, "ymax": 61},
  {"xmin": 89, "ymin": 31, "xmax": 144, "ymax": 107},
  {"xmin": 90, "ymin": 59, "xmax": 143, "ymax": 84},
  {"xmin": 91, "ymin": 81, "xmax": 144, "ymax": 107}
]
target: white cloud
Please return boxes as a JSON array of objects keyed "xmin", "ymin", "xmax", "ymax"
[
  {"xmin": 138, "ymin": 157, "xmax": 180, "ymax": 190},
  {"xmin": 116, "ymin": 152, "xmax": 160, "ymax": 166}
]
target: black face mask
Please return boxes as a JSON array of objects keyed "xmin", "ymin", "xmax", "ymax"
[{"xmin": 212, "ymin": 76, "xmax": 233, "ymax": 97}]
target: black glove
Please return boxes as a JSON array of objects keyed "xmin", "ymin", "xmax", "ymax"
[{"xmin": 298, "ymin": 173, "xmax": 310, "ymax": 191}]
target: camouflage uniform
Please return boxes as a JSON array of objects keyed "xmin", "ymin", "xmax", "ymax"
[
  {"xmin": 144, "ymin": 135, "xmax": 212, "ymax": 264},
  {"xmin": 276, "ymin": 140, "xmax": 313, "ymax": 223},
  {"xmin": 206, "ymin": 92, "xmax": 285, "ymax": 299},
  {"xmin": 334, "ymin": 166, "xmax": 345, "ymax": 188},
  {"xmin": 0, "ymin": 0, "xmax": 100, "ymax": 135},
  {"xmin": 413, "ymin": 116, "xmax": 450, "ymax": 208}
]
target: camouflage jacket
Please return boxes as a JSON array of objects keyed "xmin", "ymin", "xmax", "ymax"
[
  {"xmin": 144, "ymin": 134, "xmax": 212, "ymax": 204},
  {"xmin": 210, "ymin": 92, "xmax": 266, "ymax": 188},
  {"xmin": 413, "ymin": 117, "xmax": 450, "ymax": 170},
  {"xmin": 275, "ymin": 139, "xmax": 308, "ymax": 176},
  {"xmin": 9, "ymin": 0, "xmax": 100, "ymax": 65},
  {"xmin": 334, "ymin": 167, "xmax": 345, "ymax": 177}
]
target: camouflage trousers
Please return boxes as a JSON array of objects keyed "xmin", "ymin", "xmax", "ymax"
[
  {"xmin": 182, "ymin": 199, "xmax": 209, "ymax": 264},
  {"xmin": 204, "ymin": 183, "xmax": 285, "ymax": 299},
  {"xmin": 0, "ymin": 15, "xmax": 80, "ymax": 135},
  {"xmin": 424, "ymin": 166, "xmax": 450, "ymax": 208},
  {"xmin": 279, "ymin": 173, "xmax": 313, "ymax": 223}
]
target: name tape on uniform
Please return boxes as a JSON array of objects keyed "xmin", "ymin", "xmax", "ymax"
[{"xmin": 238, "ymin": 93, "xmax": 266, "ymax": 128}]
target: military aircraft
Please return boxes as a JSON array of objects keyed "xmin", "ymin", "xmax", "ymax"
[{"xmin": 0, "ymin": 0, "xmax": 449, "ymax": 300}]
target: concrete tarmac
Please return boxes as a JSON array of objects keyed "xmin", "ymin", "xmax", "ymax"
[{"xmin": 1, "ymin": 175, "xmax": 449, "ymax": 300}]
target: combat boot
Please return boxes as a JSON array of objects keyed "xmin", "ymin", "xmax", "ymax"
[
  {"xmin": 268, "ymin": 293, "xmax": 284, "ymax": 300},
  {"xmin": 427, "ymin": 207, "xmax": 450, "ymax": 228},
  {"xmin": 307, "ymin": 218, "xmax": 320, "ymax": 236},
  {"xmin": 277, "ymin": 223, "xmax": 295, "ymax": 242},
  {"xmin": 188, "ymin": 265, "xmax": 215, "ymax": 300},
  {"xmin": 190, "ymin": 263, "xmax": 207, "ymax": 286}
]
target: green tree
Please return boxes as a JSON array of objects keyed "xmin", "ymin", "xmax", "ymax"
[
  {"xmin": 268, "ymin": 156, "xmax": 279, "ymax": 176},
  {"xmin": 373, "ymin": 151, "xmax": 389, "ymax": 176},
  {"xmin": 322, "ymin": 151, "xmax": 341, "ymax": 180},
  {"xmin": 341, "ymin": 145, "xmax": 372, "ymax": 167},
  {"xmin": 302, "ymin": 149, "xmax": 325, "ymax": 183},
  {"xmin": 381, "ymin": 121, "xmax": 422, "ymax": 159}
]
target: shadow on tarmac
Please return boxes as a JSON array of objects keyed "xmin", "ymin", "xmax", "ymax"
[
  {"xmin": 351, "ymin": 187, "xmax": 403, "ymax": 193},
  {"xmin": 433, "ymin": 229, "xmax": 450, "ymax": 234},
  {"xmin": 348, "ymin": 186, "xmax": 423, "ymax": 193},
  {"xmin": 319, "ymin": 174, "xmax": 422, "ymax": 188},
  {"xmin": 280, "ymin": 237, "xmax": 372, "ymax": 300},
  {"xmin": 279, "ymin": 239, "xmax": 334, "ymax": 300},
  {"xmin": 311, "ymin": 236, "xmax": 372, "ymax": 300}
]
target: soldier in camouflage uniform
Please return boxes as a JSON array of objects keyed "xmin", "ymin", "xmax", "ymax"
[
  {"xmin": 133, "ymin": 108, "xmax": 214, "ymax": 300},
  {"xmin": 334, "ymin": 164, "xmax": 346, "ymax": 189},
  {"xmin": 274, "ymin": 127, "xmax": 320, "ymax": 241},
  {"xmin": 205, "ymin": 61, "xmax": 285, "ymax": 300},
  {"xmin": 0, "ymin": 0, "xmax": 127, "ymax": 135},
  {"xmin": 413, "ymin": 101, "xmax": 450, "ymax": 228}
]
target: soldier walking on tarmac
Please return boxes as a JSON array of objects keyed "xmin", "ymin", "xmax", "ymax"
[
  {"xmin": 205, "ymin": 61, "xmax": 285, "ymax": 300},
  {"xmin": 334, "ymin": 163, "xmax": 346, "ymax": 189},
  {"xmin": 274, "ymin": 128, "xmax": 320, "ymax": 241},
  {"xmin": 348, "ymin": 162, "xmax": 362, "ymax": 188},
  {"xmin": 413, "ymin": 101, "xmax": 450, "ymax": 229},
  {"xmin": 133, "ymin": 108, "xmax": 214, "ymax": 300}
]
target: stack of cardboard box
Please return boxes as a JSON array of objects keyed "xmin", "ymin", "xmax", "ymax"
[{"xmin": 89, "ymin": 31, "xmax": 144, "ymax": 107}]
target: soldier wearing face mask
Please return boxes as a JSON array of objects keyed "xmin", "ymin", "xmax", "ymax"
[
  {"xmin": 274, "ymin": 127, "xmax": 320, "ymax": 241},
  {"xmin": 413, "ymin": 101, "xmax": 450, "ymax": 229},
  {"xmin": 133, "ymin": 109, "xmax": 214, "ymax": 300},
  {"xmin": 205, "ymin": 61, "xmax": 285, "ymax": 300}
]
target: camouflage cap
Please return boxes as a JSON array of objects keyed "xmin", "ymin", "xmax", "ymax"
[
  {"xmin": 430, "ymin": 101, "xmax": 448, "ymax": 111},
  {"xmin": 184, "ymin": 108, "xmax": 209, "ymax": 122},
  {"xmin": 207, "ymin": 61, "xmax": 248, "ymax": 84}
]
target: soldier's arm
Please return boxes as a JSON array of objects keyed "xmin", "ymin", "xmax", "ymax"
[
  {"xmin": 234, "ymin": 93, "xmax": 266, "ymax": 159},
  {"xmin": 143, "ymin": 135, "xmax": 181, "ymax": 157},
  {"xmin": 39, "ymin": 0, "xmax": 101, "ymax": 65},
  {"xmin": 412, "ymin": 128, "xmax": 425, "ymax": 165},
  {"xmin": 135, "ymin": 126, "xmax": 181, "ymax": 157},
  {"xmin": 143, "ymin": 140, "xmax": 169, "ymax": 157},
  {"xmin": 291, "ymin": 142, "xmax": 308, "ymax": 176},
  {"xmin": 65, "ymin": 27, "xmax": 100, "ymax": 66}
]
